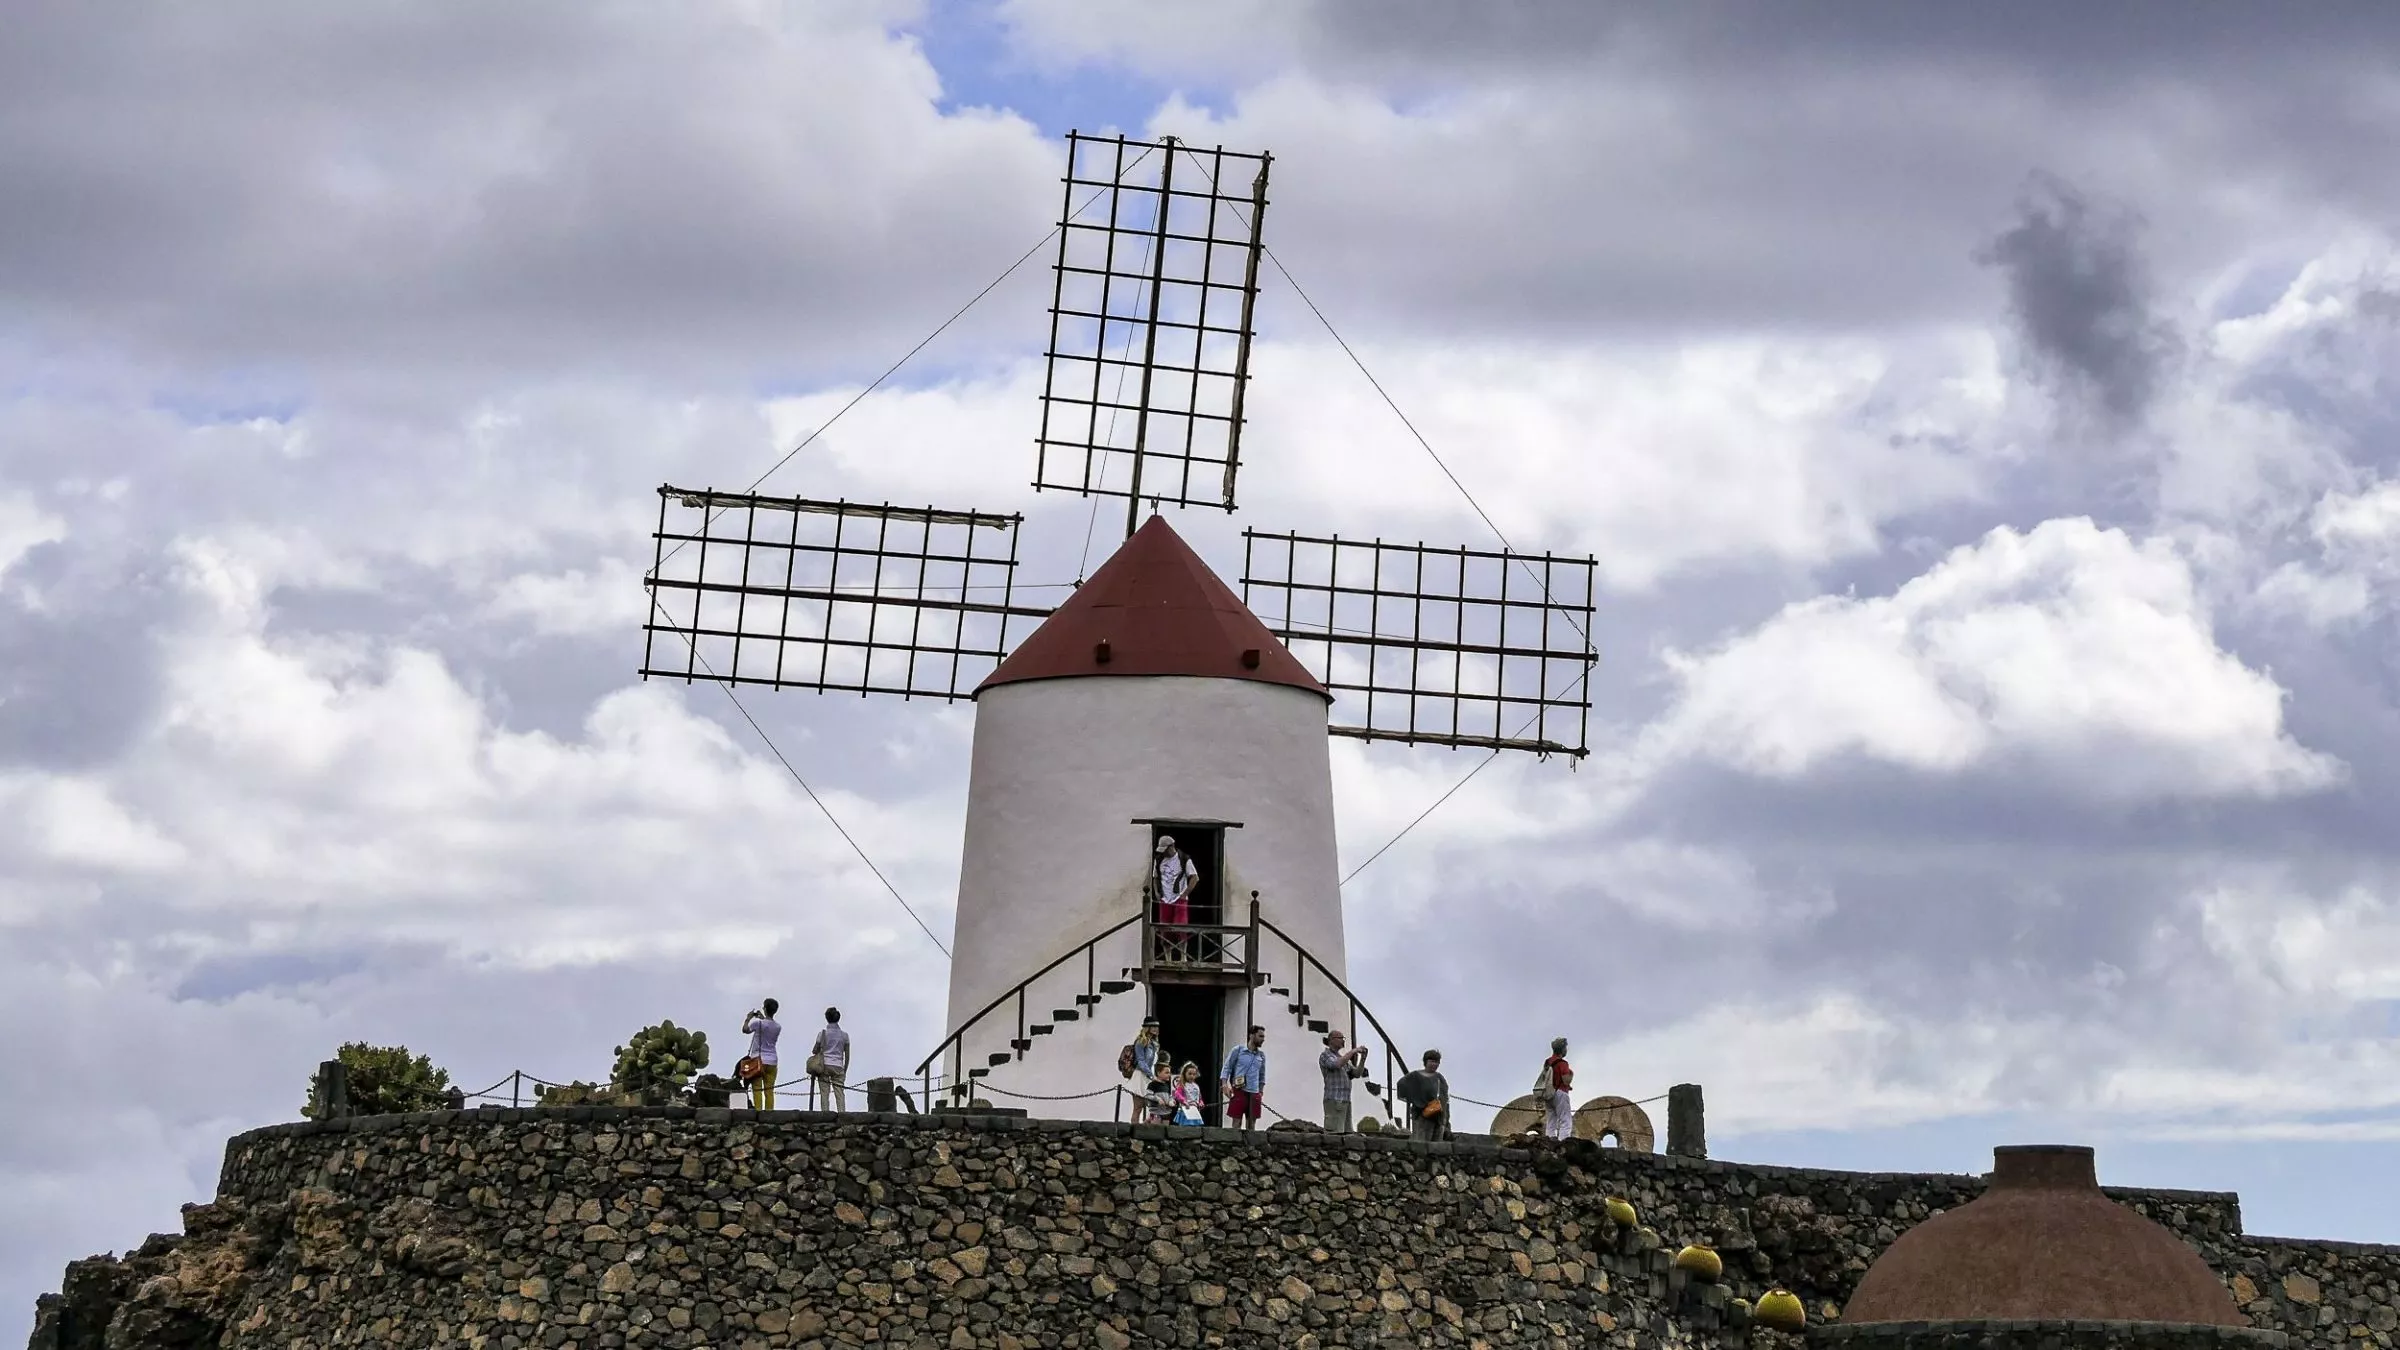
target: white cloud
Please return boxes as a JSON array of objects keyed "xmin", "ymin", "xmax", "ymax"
[
  {"xmin": 1652, "ymin": 517, "xmax": 2343, "ymax": 803},
  {"xmin": 0, "ymin": 492, "xmax": 64, "ymax": 584},
  {"xmin": 4, "ymin": 531, "xmax": 969, "ymax": 970}
]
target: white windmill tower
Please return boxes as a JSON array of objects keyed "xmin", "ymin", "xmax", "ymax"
[{"xmin": 641, "ymin": 131, "xmax": 1598, "ymax": 1124}]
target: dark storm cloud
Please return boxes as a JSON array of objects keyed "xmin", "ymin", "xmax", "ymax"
[
  {"xmin": 1977, "ymin": 176, "xmax": 2179, "ymax": 431},
  {"xmin": 994, "ymin": 1, "xmax": 2400, "ymax": 351},
  {"xmin": 0, "ymin": 0, "xmax": 1059, "ymax": 391},
  {"xmin": 1292, "ymin": 1, "xmax": 2400, "ymax": 82}
]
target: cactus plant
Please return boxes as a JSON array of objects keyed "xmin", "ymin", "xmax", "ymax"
[
  {"xmin": 611, "ymin": 1020, "xmax": 710, "ymax": 1105},
  {"xmin": 301, "ymin": 1042, "xmax": 453, "ymax": 1120},
  {"xmin": 1754, "ymin": 1289, "xmax": 1806, "ymax": 1331},
  {"xmin": 535, "ymin": 1080, "xmax": 638, "ymax": 1107},
  {"xmin": 1604, "ymin": 1196, "xmax": 1639, "ymax": 1226},
  {"xmin": 1674, "ymin": 1241, "xmax": 1723, "ymax": 1281}
]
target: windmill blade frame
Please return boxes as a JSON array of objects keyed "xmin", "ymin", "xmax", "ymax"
[
  {"xmin": 641, "ymin": 486, "xmax": 1052, "ymax": 702},
  {"xmin": 1035, "ymin": 131, "xmax": 1272, "ymax": 534},
  {"xmin": 1239, "ymin": 528, "xmax": 1600, "ymax": 758}
]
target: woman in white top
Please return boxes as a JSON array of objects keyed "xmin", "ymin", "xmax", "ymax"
[
  {"xmin": 1155, "ymin": 836, "xmax": 1198, "ymax": 961},
  {"xmin": 741, "ymin": 999, "xmax": 781, "ymax": 1111}
]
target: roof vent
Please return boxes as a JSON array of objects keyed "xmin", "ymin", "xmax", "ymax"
[
  {"xmin": 1241, "ymin": 648, "xmax": 1261, "ymax": 669},
  {"xmin": 1094, "ymin": 639, "xmax": 1112, "ymax": 665}
]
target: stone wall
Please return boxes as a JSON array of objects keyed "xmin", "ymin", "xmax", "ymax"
[
  {"xmin": 2210, "ymin": 1237, "xmax": 2400, "ymax": 1344},
  {"xmin": 25, "ymin": 1108, "xmax": 2400, "ymax": 1350}
]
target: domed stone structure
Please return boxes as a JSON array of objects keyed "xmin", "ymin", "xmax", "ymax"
[{"xmin": 1844, "ymin": 1144, "xmax": 2247, "ymax": 1326}]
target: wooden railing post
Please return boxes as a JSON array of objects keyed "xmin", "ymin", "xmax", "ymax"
[
  {"xmin": 1244, "ymin": 891, "xmax": 1261, "ymax": 1032},
  {"xmin": 1140, "ymin": 875, "xmax": 1154, "ymax": 998}
]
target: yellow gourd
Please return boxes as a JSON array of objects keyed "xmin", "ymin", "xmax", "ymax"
[
  {"xmin": 1754, "ymin": 1288, "xmax": 1806, "ymax": 1331},
  {"xmin": 1604, "ymin": 1196, "xmax": 1638, "ymax": 1226},
  {"xmin": 1673, "ymin": 1242, "xmax": 1722, "ymax": 1281}
]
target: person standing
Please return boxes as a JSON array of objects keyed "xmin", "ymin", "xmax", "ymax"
[
  {"xmin": 1154, "ymin": 836, "xmax": 1197, "ymax": 961},
  {"xmin": 1396, "ymin": 1050, "xmax": 1451, "ymax": 1142},
  {"xmin": 1318, "ymin": 1029, "xmax": 1369, "ymax": 1132},
  {"xmin": 1170, "ymin": 1062, "xmax": 1206, "ymax": 1127},
  {"xmin": 1131, "ymin": 1017, "xmax": 1163, "ymax": 1082},
  {"xmin": 811, "ymin": 1007, "xmax": 851, "ymax": 1112},
  {"xmin": 1219, "ymin": 1025, "xmax": 1268, "ymax": 1132},
  {"xmin": 1536, "ymin": 1037, "xmax": 1574, "ymax": 1140},
  {"xmin": 741, "ymin": 999, "xmax": 782, "ymax": 1111}
]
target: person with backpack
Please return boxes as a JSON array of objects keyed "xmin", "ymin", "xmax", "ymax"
[
  {"xmin": 1154, "ymin": 836, "xmax": 1198, "ymax": 962},
  {"xmin": 1396, "ymin": 1049, "xmax": 1451, "ymax": 1142},
  {"xmin": 809, "ymin": 1007, "xmax": 851, "ymax": 1112},
  {"xmin": 1535, "ymin": 1037, "xmax": 1574, "ymax": 1140}
]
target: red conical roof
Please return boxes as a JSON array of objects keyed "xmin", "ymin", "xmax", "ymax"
[{"xmin": 979, "ymin": 514, "xmax": 1329, "ymax": 699}]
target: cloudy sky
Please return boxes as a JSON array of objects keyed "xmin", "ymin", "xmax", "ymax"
[{"xmin": 9, "ymin": 0, "xmax": 2400, "ymax": 1327}]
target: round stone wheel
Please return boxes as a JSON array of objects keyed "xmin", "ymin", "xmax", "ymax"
[
  {"xmin": 1486, "ymin": 1093, "xmax": 1656, "ymax": 1147},
  {"xmin": 1573, "ymin": 1095, "xmax": 1655, "ymax": 1151},
  {"xmin": 1486, "ymin": 1092, "xmax": 1551, "ymax": 1138}
]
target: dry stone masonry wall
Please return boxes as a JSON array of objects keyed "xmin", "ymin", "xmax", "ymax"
[{"xmin": 25, "ymin": 1108, "xmax": 2400, "ymax": 1350}]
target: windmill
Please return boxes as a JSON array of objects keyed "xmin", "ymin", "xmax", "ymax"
[{"xmin": 639, "ymin": 131, "xmax": 1599, "ymax": 1124}]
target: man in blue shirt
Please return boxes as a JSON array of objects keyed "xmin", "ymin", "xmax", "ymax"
[{"xmin": 1220, "ymin": 1025, "xmax": 1268, "ymax": 1132}]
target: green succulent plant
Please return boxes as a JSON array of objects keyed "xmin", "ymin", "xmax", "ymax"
[
  {"xmin": 611, "ymin": 1020, "xmax": 710, "ymax": 1106},
  {"xmin": 534, "ymin": 1080, "xmax": 630, "ymax": 1107},
  {"xmin": 302, "ymin": 1042, "xmax": 454, "ymax": 1120}
]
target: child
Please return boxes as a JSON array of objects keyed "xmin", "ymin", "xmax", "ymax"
[
  {"xmin": 1144, "ymin": 1074, "xmax": 1176, "ymax": 1125},
  {"xmin": 1171, "ymin": 1062, "xmax": 1206, "ymax": 1127}
]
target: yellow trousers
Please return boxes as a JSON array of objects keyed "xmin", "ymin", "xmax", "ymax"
[{"xmin": 750, "ymin": 1062, "xmax": 778, "ymax": 1111}]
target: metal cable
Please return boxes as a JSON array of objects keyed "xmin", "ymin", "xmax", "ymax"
[
  {"xmin": 650, "ymin": 594, "xmax": 952, "ymax": 957},
  {"xmin": 649, "ymin": 148, "xmax": 1159, "ymax": 581}
]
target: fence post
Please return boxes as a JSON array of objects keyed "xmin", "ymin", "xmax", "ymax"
[
  {"xmin": 1667, "ymin": 1083, "xmax": 1707, "ymax": 1159},
  {"xmin": 511, "ymin": 1070, "xmax": 522, "ymax": 1109},
  {"xmin": 315, "ymin": 1060, "xmax": 350, "ymax": 1120}
]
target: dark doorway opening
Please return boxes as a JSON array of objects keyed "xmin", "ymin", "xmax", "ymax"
[
  {"xmin": 1149, "ymin": 823, "xmax": 1225, "ymax": 964},
  {"xmin": 1150, "ymin": 985, "xmax": 1226, "ymax": 1127}
]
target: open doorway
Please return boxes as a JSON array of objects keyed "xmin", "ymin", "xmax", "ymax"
[
  {"xmin": 1150, "ymin": 823, "xmax": 1225, "ymax": 965},
  {"xmin": 1151, "ymin": 985, "xmax": 1226, "ymax": 1127}
]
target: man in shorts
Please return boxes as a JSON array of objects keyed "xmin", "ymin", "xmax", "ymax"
[{"xmin": 1220, "ymin": 1025, "xmax": 1268, "ymax": 1132}]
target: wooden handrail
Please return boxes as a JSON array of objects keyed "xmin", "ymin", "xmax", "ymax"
[
  {"xmin": 915, "ymin": 913, "xmax": 1140, "ymax": 1077},
  {"xmin": 1257, "ymin": 915, "xmax": 1409, "ymax": 1118}
]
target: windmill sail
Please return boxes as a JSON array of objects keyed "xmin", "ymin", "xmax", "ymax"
[
  {"xmin": 641, "ymin": 486, "xmax": 1051, "ymax": 701},
  {"xmin": 1240, "ymin": 529, "xmax": 1600, "ymax": 758},
  {"xmin": 1035, "ymin": 132, "xmax": 1272, "ymax": 532}
]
